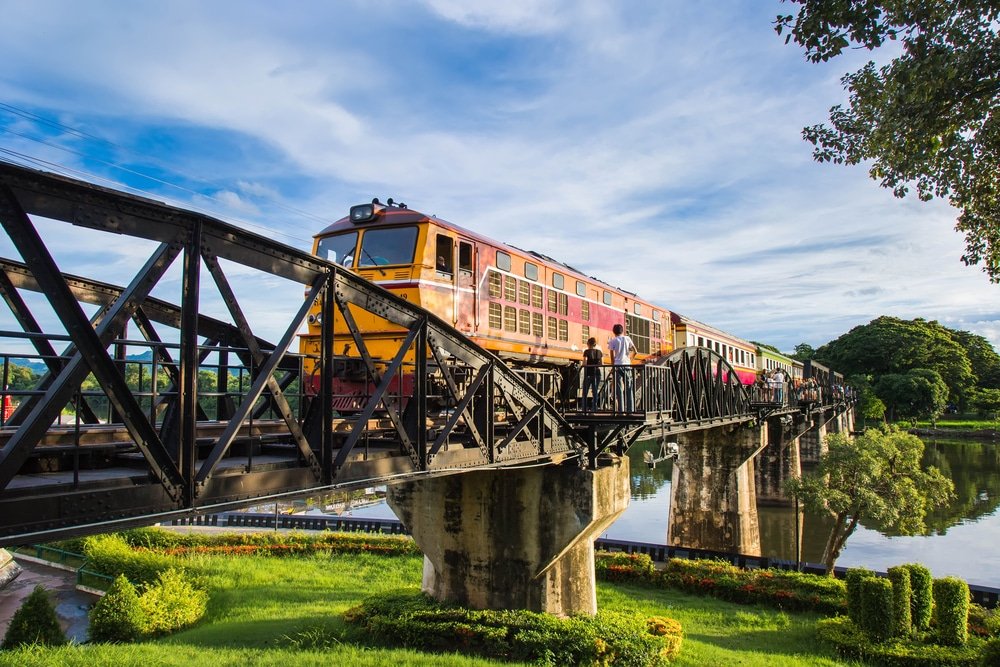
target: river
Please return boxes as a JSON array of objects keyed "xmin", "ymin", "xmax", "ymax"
[{"xmin": 342, "ymin": 435, "xmax": 1000, "ymax": 589}]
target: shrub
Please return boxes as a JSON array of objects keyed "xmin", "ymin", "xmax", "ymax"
[
  {"xmin": 594, "ymin": 552, "xmax": 657, "ymax": 584},
  {"xmin": 845, "ymin": 567, "xmax": 877, "ymax": 625},
  {"xmin": 138, "ymin": 568, "xmax": 208, "ymax": 637},
  {"xmin": 344, "ymin": 590, "xmax": 680, "ymax": 666},
  {"xmin": 904, "ymin": 563, "xmax": 933, "ymax": 631},
  {"xmin": 817, "ymin": 616, "xmax": 984, "ymax": 666},
  {"xmin": 969, "ymin": 603, "xmax": 1000, "ymax": 638},
  {"xmin": 888, "ymin": 566, "xmax": 913, "ymax": 638},
  {"xmin": 89, "ymin": 575, "xmax": 144, "ymax": 643},
  {"xmin": 933, "ymin": 577, "xmax": 970, "ymax": 647},
  {"xmin": 0, "ymin": 586, "xmax": 67, "ymax": 649},
  {"xmin": 859, "ymin": 577, "xmax": 894, "ymax": 643},
  {"xmin": 981, "ymin": 637, "xmax": 1000, "ymax": 666},
  {"xmin": 83, "ymin": 534, "xmax": 174, "ymax": 587}
]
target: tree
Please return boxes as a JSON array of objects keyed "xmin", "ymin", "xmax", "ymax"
[
  {"xmin": 846, "ymin": 373, "xmax": 886, "ymax": 423},
  {"xmin": 788, "ymin": 428, "xmax": 953, "ymax": 574},
  {"xmin": 776, "ymin": 1, "xmax": 1000, "ymax": 281},
  {"xmin": 874, "ymin": 368, "xmax": 950, "ymax": 424},
  {"xmin": 791, "ymin": 343, "xmax": 816, "ymax": 362},
  {"xmin": 951, "ymin": 329, "xmax": 1000, "ymax": 388},
  {"xmin": 816, "ymin": 316, "xmax": 974, "ymax": 404},
  {"xmin": 0, "ymin": 585, "xmax": 67, "ymax": 649}
]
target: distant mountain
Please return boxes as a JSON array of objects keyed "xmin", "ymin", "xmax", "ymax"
[{"xmin": 11, "ymin": 350, "xmax": 155, "ymax": 376}]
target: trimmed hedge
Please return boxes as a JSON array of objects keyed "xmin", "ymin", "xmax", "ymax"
[
  {"xmin": 859, "ymin": 577, "xmax": 894, "ymax": 643},
  {"xmin": 817, "ymin": 616, "xmax": 984, "ymax": 666},
  {"xmin": 846, "ymin": 568, "xmax": 877, "ymax": 625},
  {"xmin": 906, "ymin": 563, "xmax": 934, "ymax": 631},
  {"xmin": 0, "ymin": 586, "xmax": 67, "ymax": 649},
  {"xmin": 83, "ymin": 534, "xmax": 174, "ymax": 587},
  {"xmin": 138, "ymin": 568, "xmax": 208, "ymax": 637},
  {"xmin": 596, "ymin": 553, "xmax": 847, "ymax": 615},
  {"xmin": 934, "ymin": 577, "xmax": 971, "ymax": 647},
  {"xmin": 889, "ymin": 566, "xmax": 914, "ymax": 638},
  {"xmin": 344, "ymin": 590, "xmax": 682, "ymax": 666},
  {"xmin": 89, "ymin": 575, "xmax": 144, "ymax": 643}
]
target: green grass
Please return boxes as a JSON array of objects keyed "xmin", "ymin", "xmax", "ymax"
[
  {"xmin": 901, "ymin": 414, "xmax": 999, "ymax": 431},
  {"xmin": 0, "ymin": 550, "xmax": 858, "ymax": 666}
]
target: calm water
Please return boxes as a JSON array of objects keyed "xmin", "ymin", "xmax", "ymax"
[{"xmin": 343, "ymin": 436, "xmax": 1000, "ymax": 589}]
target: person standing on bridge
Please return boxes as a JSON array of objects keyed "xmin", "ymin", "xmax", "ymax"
[
  {"xmin": 581, "ymin": 337, "xmax": 603, "ymax": 412},
  {"xmin": 607, "ymin": 323, "xmax": 636, "ymax": 413}
]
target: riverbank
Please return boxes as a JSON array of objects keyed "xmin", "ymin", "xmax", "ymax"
[{"xmin": 909, "ymin": 427, "xmax": 999, "ymax": 441}]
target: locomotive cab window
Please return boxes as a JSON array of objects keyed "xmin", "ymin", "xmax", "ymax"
[
  {"xmin": 357, "ymin": 226, "xmax": 418, "ymax": 267},
  {"xmin": 316, "ymin": 231, "xmax": 359, "ymax": 267},
  {"xmin": 603, "ymin": 290, "xmax": 612, "ymax": 305},
  {"xmin": 496, "ymin": 251, "xmax": 512, "ymax": 272},
  {"xmin": 459, "ymin": 242, "xmax": 473, "ymax": 274},
  {"xmin": 552, "ymin": 273, "xmax": 564, "ymax": 290},
  {"xmin": 435, "ymin": 235, "xmax": 454, "ymax": 274},
  {"xmin": 524, "ymin": 262, "xmax": 538, "ymax": 281}
]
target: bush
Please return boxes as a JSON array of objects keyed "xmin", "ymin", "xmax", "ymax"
[
  {"xmin": 981, "ymin": 637, "xmax": 1000, "ymax": 666},
  {"xmin": 817, "ymin": 616, "xmax": 984, "ymax": 666},
  {"xmin": 905, "ymin": 563, "xmax": 934, "ymax": 631},
  {"xmin": 344, "ymin": 590, "xmax": 681, "ymax": 666},
  {"xmin": 89, "ymin": 575, "xmax": 144, "ymax": 643},
  {"xmin": 888, "ymin": 566, "xmax": 913, "ymax": 638},
  {"xmin": 845, "ymin": 567, "xmax": 877, "ymax": 625},
  {"xmin": 969, "ymin": 603, "xmax": 1000, "ymax": 638},
  {"xmin": 933, "ymin": 577, "xmax": 970, "ymax": 647},
  {"xmin": 594, "ymin": 552, "xmax": 657, "ymax": 584},
  {"xmin": 0, "ymin": 586, "xmax": 67, "ymax": 649},
  {"xmin": 138, "ymin": 568, "xmax": 208, "ymax": 637},
  {"xmin": 859, "ymin": 577, "xmax": 894, "ymax": 643},
  {"xmin": 83, "ymin": 534, "xmax": 174, "ymax": 587}
]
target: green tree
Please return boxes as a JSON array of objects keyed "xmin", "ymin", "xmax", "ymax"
[
  {"xmin": 951, "ymin": 329, "xmax": 1000, "ymax": 388},
  {"xmin": 0, "ymin": 585, "xmax": 67, "ymax": 649},
  {"xmin": 817, "ymin": 316, "xmax": 974, "ymax": 404},
  {"xmin": 791, "ymin": 343, "xmax": 815, "ymax": 362},
  {"xmin": 874, "ymin": 368, "xmax": 949, "ymax": 424},
  {"xmin": 847, "ymin": 374, "xmax": 886, "ymax": 423},
  {"xmin": 788, "ymin": 428, "xmax": 954, "ymax": 574},
  {"xmin": 776, "ymin": 1, "xmax": 1000, "ymax": 281}
]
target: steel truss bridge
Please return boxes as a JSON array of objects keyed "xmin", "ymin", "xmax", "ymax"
[{"xmin": 0, "ymin": 162, "xmax": 842, "ymax": 545}]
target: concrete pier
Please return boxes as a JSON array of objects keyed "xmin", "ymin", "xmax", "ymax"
[
  {"xmin": 386, "ymin": 458, "xmax": 630, "ymax": 616},
  {"xmin": 668, "ymin": 425, "xmax": 763, "ymax": 556}
]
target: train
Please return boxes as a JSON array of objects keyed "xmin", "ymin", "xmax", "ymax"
[{"xmin": 298, "ymin": 198, "xmax": 818, "ymax": 407}]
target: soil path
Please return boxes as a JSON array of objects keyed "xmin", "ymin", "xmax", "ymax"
[{"xmin": 0, "ymin": 557, "xmax": 97, "ymax": 644}]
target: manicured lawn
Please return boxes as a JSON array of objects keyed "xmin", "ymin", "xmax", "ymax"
[{"xmin": 0, "ymin": 550, "xmax": 858, "ymax": 666}]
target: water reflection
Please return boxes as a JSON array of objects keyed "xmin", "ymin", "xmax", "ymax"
[{"xmin": 610, "ymin": 436, "xmax": 1000, "ymax": 588}]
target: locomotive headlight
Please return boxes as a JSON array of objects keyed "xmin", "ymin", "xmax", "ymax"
[
  {"xmin": 308, "ymin": 312, "xmax": 323, "ymax": 326},
  {"xmin": 350, "ymin": 203, "xmax": 376, "ymax": 223}
]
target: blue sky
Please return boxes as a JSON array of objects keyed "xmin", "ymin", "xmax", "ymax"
[{"xmin": 0, "ymin": 0, "xmax": 997, "ymax": 353}]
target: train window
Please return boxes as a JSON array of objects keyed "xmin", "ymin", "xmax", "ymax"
[
  {"xmin": 582, "ymin": 324, "xmax": 590, "ymax": 345},
  {"xmin": 496, "ymin": 251, "xmax": 511, "ymax": 271},
  {"xmin": 552, "ymin": 273, "xmax": 564, "ymax": 290},
  {"xmin": 504, "ymin": 275, "xmax": 517, "ymax": 301},
  {"xmin": 504, "ymin": 306, "xmax": 517, "ymax": 332},
  {"xmin": 532, "ymin": 312, "xmax": 543, "ymax": 337},
  {"xmin": 653, "ymin": 310, "xmax": 660, "ymax": 321},
  {"xmin": 547, "ymin": 316, "xmax": 557, "ymax": 340},
  {"xmin": 435, "ymin": 235, "xmax": 453, "ymax": 274},
  {"xmin": 488, "ymin": 303, "xmax": 502, "ymax": 329},
  {"xmin": 603, "ymin": 291, "xmax": 611, "ymax": 305},
  {"xmin": 558, "ymin": 320, "xmax": 568, "ymax": 341},
  {"xmin": 581, "ymin": 301, "xmax": 590, "ymax": 321},
  {"xmin": 531, "ymin": 284, "xmax": 543, "ymax": 308},
  {"xmin": 519, "ymin": 309, "xmax": 531, "ymax": 334},
  {"xmin": 576, "ymin": 280, "xmax": 586, "ymax": 297},
  {"xmin": 524, "ymin": 262, "xmax": 538, "ymax": 281},
  {"xmin": 518, "ymin": 280, "xmax": 530, "ymax": 305},
  {"xmin": 488, "ymin": 271, "xmax": 501, "ymax": 298},
  {"xmin": 653, "ymin": 323, "xmax": 661, "ymax": 340},
  {"xmin": 626, "ymin": 314, "xmax": 650, "ymax": 354},
  {"xmin": 358, "ymin": 226, "xmax": 418, "ymax": 267},
  {"xmin": 714, "ymin": 341, "xmax": 720, "ymax": 353},
  {"xmin": 698, "ymin": 336, "xmax": 704, "ymax": 347},
  {"xmin": 459, "ymin": 242, "xmax": 472, "ymax": 273},
  {"xmin": 316, "ymin": 231, "xmax": 358, "ymax": 267},
  {"xmin": 558, "ymin": 293, "xmax": 568, "ymax": 316},
  {"xmin": 634, "ymin": 303, "xmax": 641, "ymax": 315},
  {"xmin": 547, "ymin": 291, "xmax": 557, "ymax": 313}
]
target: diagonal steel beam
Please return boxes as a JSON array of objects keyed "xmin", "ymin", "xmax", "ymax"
[
  {"xmin": 194, "ymin": 275, "xmax": 326, "ymax": 487},
  {"xmin": 0, "ymin": 186, "xmax": 184, "ymax": 495}
]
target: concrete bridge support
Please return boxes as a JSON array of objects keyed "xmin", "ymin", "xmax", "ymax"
[
  {"xmin": 798, "ymin": 415, "xmax": 829, "ymax": 466},
  {"xmin": 0, "ymin": 549, "xmax": 20, "ymax": 589},
  {"xmin": 668, "ymin": 425, "xmax": 763, "ymax": 556},
  {"xmin": 386, "ymin": 458, "xmax": 630, "ymax": 616},
  {"xmin": 755, "ymin": 417, "xmax": 803, "ymax": 506}
]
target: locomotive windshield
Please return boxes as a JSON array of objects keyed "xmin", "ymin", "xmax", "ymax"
[
  {"xmin": 357, "ymin": 226, "xmax": 419, "ymax": 267},
  {"xmin": 316, "ymin": 231, "xmax": 359, "ymax": 266}
]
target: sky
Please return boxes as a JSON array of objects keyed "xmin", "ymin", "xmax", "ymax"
[{"xmin": 0, "ymin": 0, "xmax": 997, "ymax": 354}]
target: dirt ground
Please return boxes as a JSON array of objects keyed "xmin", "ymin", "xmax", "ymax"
[{"xmin": 0, "ymin": 556, "xmax": 97, "ymax": 644}]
